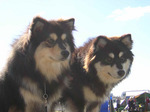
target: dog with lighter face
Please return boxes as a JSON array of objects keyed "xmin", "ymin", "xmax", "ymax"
[
  {"xmin": 0, "ymin": 16, "xmax": 75, "ymax": 112},
  {"xmin": 61, "ymin": 34, "xmax": 133, "ymax": 112}
]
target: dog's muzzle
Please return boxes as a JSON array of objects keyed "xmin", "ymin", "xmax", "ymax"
[{"xmin": 108, "ymin": 69, "xmax": 125, "ymax": 79}]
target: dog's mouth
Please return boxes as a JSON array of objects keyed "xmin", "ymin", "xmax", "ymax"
[
  {"xmin": 60, "ymin": 57, "xmax": 68, "ymax": 61},
  {"xmin": 108, "ymin": 72, "xmax": 123, "ymax": 79},
  {"xmin": 108, "ymin": 72, "xmax": 113, "ymax": 77},
  {"xmin": 49, "ymin": 56, "xmax": 69, "ymax": 62}
]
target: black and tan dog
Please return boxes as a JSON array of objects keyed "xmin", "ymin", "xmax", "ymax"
[
  {"xmin": 0, "ymin": 16, "xmax": 75, "ymax": 112},
  {"xmin": 61, "ymin": 34, "xmax": 134, "ymax": 112}
]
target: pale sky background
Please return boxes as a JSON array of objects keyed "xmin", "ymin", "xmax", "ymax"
[{"xmin": 0, "ymin": 0, "xmax": 150, "ymax": 96}]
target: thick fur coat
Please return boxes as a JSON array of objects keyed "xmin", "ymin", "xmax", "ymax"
[
  {"xmin": 62, "ymin": 34, "xmax": 134, "ymax": 112},
  {"xmin": 0, "ymin": 16, "xmax": 75, "ymax": 112}
]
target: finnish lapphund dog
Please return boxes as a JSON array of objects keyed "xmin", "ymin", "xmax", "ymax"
[
  {"xmin": 0, "ymin": 16, "xmax": 75, "ymax": 112},
  {"xmin": 61, "ymin": 34, "xmax": 134, "ymax": 112}
]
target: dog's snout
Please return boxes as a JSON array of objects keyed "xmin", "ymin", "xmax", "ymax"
[
  {"xmin": 61, "ymin": 50, "xmax": 69, "ymax": 58},
  {"xmin": 118, "ymin": 70, "xmax": 125, "ymax": 77}
]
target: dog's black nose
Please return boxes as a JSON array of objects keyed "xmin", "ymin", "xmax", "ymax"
[
  {"xmin": 118, "ymin": 70, "xmax": 125, "ymax": 77},
  {"xmin": 61, "ymin": 50, "xmax": 69, "ymax": 59}
]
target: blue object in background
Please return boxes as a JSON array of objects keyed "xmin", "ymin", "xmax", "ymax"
[{"xmin": 100, "ymin": 100, "xmax": 109, "ymax": 112}]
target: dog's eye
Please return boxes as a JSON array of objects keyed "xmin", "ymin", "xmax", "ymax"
[
  {"xmin": 45, "ymin": 38, "xmax": 56, "ymax": 47},
  {"xmin": 63, "ymin": 38, "xmax": 67, "ymax": 43},
  {"xmin": 62, "ymin": 39, "xmax": 68, "ymax": 46},
  {"xmin": 47, "ymin": 38, "xmax": 55, "ymax": 45},
  {"xmin": 120, "ymin": 57, "xmax": 126, "ymax": 63},
  {"xmin": 104, "ymin": 57, "xmax": 113, "ymax": 64}
]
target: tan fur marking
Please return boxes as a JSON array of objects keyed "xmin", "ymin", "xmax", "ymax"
[
  {"xmin": 61, "ymin": 33, "xmax": 67, "ymax": 40},
  {"xmin": 123, "ymin": 59, "xmax": 131, "ymax": 73},
  {"xmin": 49, "ymin": 33, "xmax": 57, "ymax": 40},
  {"xmin": 83, "ymin": 87, "xmax": 98, "ymax": 102},
  {"xmin": 20, "ymin": 88, "xmax": 42, "ymax": 103},
  {"xmin": 22, "ymin": 78, "xmax": 41, "ymax": 95},
  {"xmin": 20, "ymin": 88, "xmax": 46, "ymax": 112},
  {"xmin": 109, "ymin": 53, "xmax": 114, "ymax": 58},
  {"xmin": 83, "ymin": 87, "xmax": 104, "ymax": 112},
  {"xmin": 119, "ymin": 52, "xmax": 124, "ymax": 58}
]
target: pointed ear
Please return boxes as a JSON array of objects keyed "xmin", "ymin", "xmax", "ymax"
[
  {"xmin": 64, "ymin": 18, "xmax": 75, "ymax": 30},
  {"xmin": 30, "ymin": 16, "xmax": 47, "ymax": 34},
  {"xmin": 120, "ymin": 34, "xmax": 133, "ymax": 49},
  {"xmin": 94, "ymin": 36, "xmax": 108, "ymax": 52}
]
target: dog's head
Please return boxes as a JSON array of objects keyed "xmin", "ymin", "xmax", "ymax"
[
  {"xmin": 30, "ymin": 16, "xmax": 75, "ymax": 62},
  {"xmin": 84, "ymin": 34, "xmax": 133, "ymax": 84},
  {"xmin": 24, "ymin": 16, "xmax": 75, "ymax": 80}
]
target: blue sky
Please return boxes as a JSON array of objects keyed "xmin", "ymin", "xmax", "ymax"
[{"xmin": 0, "ymin": 0, "xmax": 150, "ymax": 96}]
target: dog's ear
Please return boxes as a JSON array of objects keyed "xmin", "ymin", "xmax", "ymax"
[
  {"xmin": 120, "ymin": 34, "xmax": 133, "ymax": 49},
  {"xmin": 64, "ymin": 18, "xmax": 75, "ymax": 30},
  {"xmin": 94, "ymin": 35, "xmax": 108, "ymax": 52},
  {"xmin": 30, "ymin": 16, "xmax": 48, "ymax": 34}
]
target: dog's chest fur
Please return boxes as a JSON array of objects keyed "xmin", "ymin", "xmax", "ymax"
[
  {"xmin": 20, "ymin": 77, "xmax": 64, "ymax": 112},
  {"xmin": 83, "ymin": 79, "xmax": 114, "ymax": 104}
]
